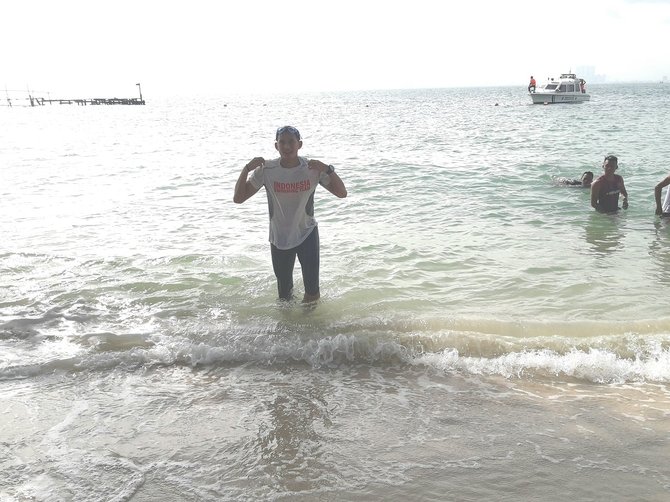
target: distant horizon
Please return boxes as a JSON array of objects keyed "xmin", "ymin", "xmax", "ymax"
[{"xmin": 2, "ymin": 79, "xmax": 668, "ymax": 103}]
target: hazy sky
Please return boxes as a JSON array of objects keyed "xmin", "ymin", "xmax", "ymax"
[{"xmin": 2, "ymin": 0, "xmax": 669, "ymax": 98}]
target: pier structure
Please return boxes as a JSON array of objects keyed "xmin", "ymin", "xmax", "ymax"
[
  {"xmin": 3, "ymin": 83, "xmax": 145, "ymax": 107},
  {"xmin": 28, "ymin": 96, "xmax": 145, "ymax": 106}
]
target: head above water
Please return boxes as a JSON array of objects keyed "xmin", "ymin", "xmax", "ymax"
[
  {"xmin": 276, "ymin": 125, "xmax": 301, "ymax": 141},
  {"xmin": 603, "ymin": 155, "xmax": 618, "ymax": 172},
  {"xmin": 274, "ymin": 125, "xmax": 303, "ymax": 164},
  {"xmin": 581, "ymin": 171, "xmax": 594, "ymax": 184}
]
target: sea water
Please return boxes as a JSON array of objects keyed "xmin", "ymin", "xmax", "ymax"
[{"xmin": 1, "ymin": 84, "xmax": 670, "ymax": 501}]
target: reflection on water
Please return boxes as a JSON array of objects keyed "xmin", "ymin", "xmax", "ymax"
[
  {"xmin": 649, "ymin": 219, "xmax": 670, "ymax": 285},
  {"xmin": 584, "ymin": 212, "xmax": 624, "ymax": 256},
  {"xmin": 253, "ymin": 372, "xmax": 331, "ymax": 492}
]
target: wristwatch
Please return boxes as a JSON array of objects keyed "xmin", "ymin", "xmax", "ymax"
[{"xmin": 326, "ymin": 165, "xmax": 335, "ymax": 175}]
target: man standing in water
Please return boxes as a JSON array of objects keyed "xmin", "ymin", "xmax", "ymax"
[
  {"xmin": 654, "ymin": 173, "xmax": 670, "ymax": 216},
  {"xmin": 591, "ymin": 155, "xmax": 628, "ymax": 213},
  {"xmin": 233, "ymin": 126, "xmax": 347, "ymax": 303}
]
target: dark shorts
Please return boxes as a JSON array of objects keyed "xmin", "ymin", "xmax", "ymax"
[{"xmin": 270, "ymin": 227, "xmax": 320, "ymax": 300}]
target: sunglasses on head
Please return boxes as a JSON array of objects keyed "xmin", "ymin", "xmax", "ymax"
[{"xmin": 276, "ymin": 126, "xmax": 301, "ymax": 140}]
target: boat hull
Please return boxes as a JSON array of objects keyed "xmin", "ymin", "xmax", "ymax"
[{"xmin": 530, "ymin": 92, "xmax": 590, "ymax": 104}]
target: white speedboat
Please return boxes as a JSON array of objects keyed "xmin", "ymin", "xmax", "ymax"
[{"xmin": 529, "ymin": 73, "xmax": 590, "ymax": 104}]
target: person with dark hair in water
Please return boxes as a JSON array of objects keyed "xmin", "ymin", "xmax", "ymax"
[
  {"xmin": 591, "ymin": 155, "xmax": 628, "ymax": 213},
  {"xmin": 654, "ymin": 173, "xmax": 670, "ymax": 216},
  {"xmin": 233, "ymin": 126, "xmax": 348, "ymax": 303},
  {"xmin": 560, "ymin": 171, "xmax": 594, "ymax": 188}
]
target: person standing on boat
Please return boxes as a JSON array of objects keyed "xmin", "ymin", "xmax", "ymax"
[
  {"xmin": 528, "ymin": 76, "xmax": 537, "ymax": 93},
  {"xmin": 591, "ymin": 155, "xmax": 628, "ymax": 213},
  {"xmin": 654, "ymin": 173, "xmax": 670, "ymax": 216},
  {"xmin": 233, "ymin": 126, "xmax": 348, "ymax": 303}
]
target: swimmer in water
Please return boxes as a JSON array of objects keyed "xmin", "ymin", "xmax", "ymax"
[{"xmin": 558, "ymin": 171, "xmax": 594, "ymax": 188}]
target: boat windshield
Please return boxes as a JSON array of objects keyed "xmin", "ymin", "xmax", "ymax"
[{"xmin": 544, "ymin": 83, "xmax": 558, "ymax": 90}]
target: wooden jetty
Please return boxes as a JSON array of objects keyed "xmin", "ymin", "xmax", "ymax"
[
  {"xmin": 3, "ymin": 83, "xmax": 145, "ymax": 107},
  {"xmin": 28, "ymin": 96, "xmax": 145, "ymax": 106}
]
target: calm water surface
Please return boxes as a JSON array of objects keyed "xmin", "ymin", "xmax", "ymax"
[{"xmin": 1, "ymin": 84, "xmax": 670, "ymax": 501}]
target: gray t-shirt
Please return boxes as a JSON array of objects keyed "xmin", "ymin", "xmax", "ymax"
[{"xmin": 249, "ymin": 156, "xmax": 331, "ymax": 250}]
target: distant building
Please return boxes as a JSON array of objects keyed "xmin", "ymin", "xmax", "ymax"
[{"xmin": 576, "ymin": 66, "xmax": 606, "ymax": 84}]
